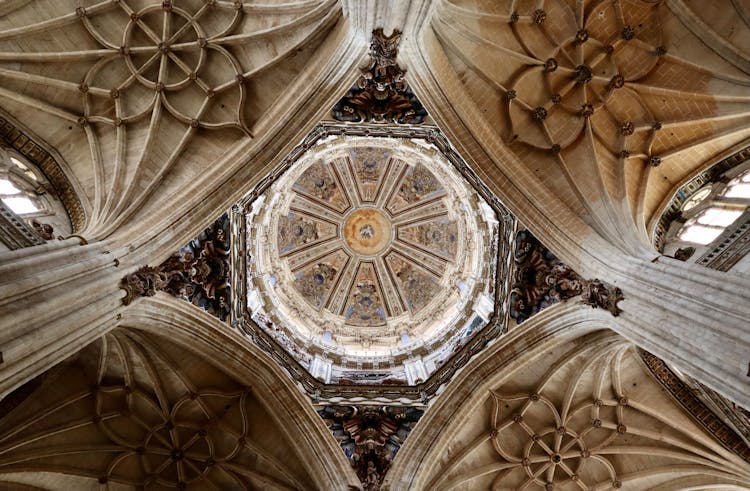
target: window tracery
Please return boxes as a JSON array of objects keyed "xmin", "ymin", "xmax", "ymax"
[
  {"xmin": 0, "ymin": 147, "xmax": 71, "ymax": 239},
  {"xmin": 662, "ymin": 162, "xmax": 750, "ymax": 264}
]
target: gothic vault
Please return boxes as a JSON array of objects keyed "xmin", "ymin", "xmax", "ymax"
[{"xmin": 0, "ymin": 0, "xmax": 750, "ymax": 490}]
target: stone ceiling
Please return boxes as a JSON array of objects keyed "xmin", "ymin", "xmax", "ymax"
[
  {"xmin": 428, "ymin": 0, "xmax": 750, "ymax": 254},
  {"xmin": 0, "ymin": 1, "xmax": 749, "ymax": 489},
  {"xmin": 0, "ymin": 325, "xmax": 344, "ymax": 490}
]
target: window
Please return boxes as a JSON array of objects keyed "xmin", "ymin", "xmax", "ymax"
[
  {"xmin": 675, "ymin": 168, "xmax": 750, "ymax": 246},
  {"xmin": 0, "ymin": 152, "xmax": 44, "ymax": 216},
  {"xmin": 724, "ymin": 171, "xmax": 750, "ymax": 199},
  {"xmin": 0, "ymin": 147, "xmax": 72, "ymax": 242}
]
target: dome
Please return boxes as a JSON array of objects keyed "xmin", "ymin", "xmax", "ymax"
[{"xmin": 245, "ymin": 134, "xmax": 498, "ymax": 385}]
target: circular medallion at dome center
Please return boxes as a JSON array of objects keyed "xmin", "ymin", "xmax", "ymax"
[{"xmin": 343, "ymin": 208, "xmax": 391, "ymax": 255}]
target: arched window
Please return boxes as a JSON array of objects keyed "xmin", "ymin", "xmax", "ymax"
[
  {"xmin": 676, "ymin": 167, "xmax": 749, "ymax": 245},
  {"xmin": 661, "ymin": 158, "xmax": 750, "ymax": 269},
  {"xmin": 0, "ymin": 147, "xmax": 72, "ymax": 248},
  {"xmin": 1, "ymin": 152, "xmax": 44, "ymax": 216}
]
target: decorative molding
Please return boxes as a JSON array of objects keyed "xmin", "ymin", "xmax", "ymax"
[
  {"xmin": 120, "ymin": 214, "xmax": 230, "ymax": 321},
  {"xmin": 0, "ymin": 116, "xmax": 86, "ymax": 232},
  {"xmin": 318, "ymin": 405, "xmax": 423, "ymax": 490},
  {"xmin": 509, "ymin": 230, "xmax": 623, "ymax": 323},
  {"xmin": 0, "ymin": 201, "xmax": 44, "ymax": 250},
  {"xmin": 653, "ymin": 145, "xmax": 750, "ymax": 251},
  {"xmin": 697, "ymin": 215, "xmax": 750, "ymax": 271},
  {"xmin": 638, "ymin": 349, "xmax": 750, "ymax": 464},
  {"xmin": 693, "ymin": 381, "xmax": 750, "ymax": 447},
  {"xmin": 332, "ymin": 29, "xmax": 427, "ymax": 124}
]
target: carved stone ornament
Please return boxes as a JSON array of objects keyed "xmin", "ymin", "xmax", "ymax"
[
  {"xmin": 31, "ymin": 220, "xmax": 54, "ymax": 240},
  {"xmin": 332, "ymin": 28, "xmax": 428, "ymax": 124},
  {"xmin": 673, "ymin": 246, "xmax": 696, "ymax": 261},
  {"xmin": 318, "ymin": 405, "xmax": 424, "ymax": 490},
  {"xmin": 120, "ymin": 214, "xmax": 230, "ymax": 321},
  {"xmin": 509, "ymin": 230, "xmax": 623, "ymax": 323}
]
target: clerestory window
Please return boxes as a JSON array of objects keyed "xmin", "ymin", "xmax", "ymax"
[
  {"xmin": 0, "ymin": 147, "xmax": 72, "ymax": 243},
  {"xmin": 675, "ymin": 168, "xmax": 750, "ymax": 246}
]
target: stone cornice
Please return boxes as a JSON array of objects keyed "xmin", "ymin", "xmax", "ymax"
[{"xmin": 638, "ymin": 349, "xmax": 750, "ymax": 465}]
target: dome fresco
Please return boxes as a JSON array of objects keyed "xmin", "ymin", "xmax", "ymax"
[{"xmin": 244, "ymin": 134, "xmax": 499, "ymax": 385}]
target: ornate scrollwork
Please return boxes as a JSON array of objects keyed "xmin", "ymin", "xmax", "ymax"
[
  {"xmin": 318, "ymin": 405, "xmax": 424, "ymax": 490},
  {"xmin": 120, "ymin": 214, "xmax": 230, "ymax": 321},
  {"xmin": 332, "ymin": 28, "xmax": 427, "ymax": 124},
  {"xmin": 510, "ymin": 230, "xmax": 623, "ymax": 323}
]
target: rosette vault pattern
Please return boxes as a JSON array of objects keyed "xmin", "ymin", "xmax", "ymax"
[
  {"xmin": 425, "ymin": 340, "xmax": 750, "ymax": 490},
  {"xmin": 0, "ymin": 0, "xmax": 339, "ymax": 235},
  {"xmin": 432, "ymin": 0, "xmax": 750, "ymax": 252},
  {"xmin": 0, "ymin": 329, "xmax": 318, "ymax": 490}
]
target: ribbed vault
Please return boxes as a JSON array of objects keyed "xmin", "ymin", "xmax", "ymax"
[
  {"xmin": 0, "ymin": 0, "xmax": 353, "ymax": 241},
  {"xmin": 0, "ymin": 1, "xmax": 749, "ymax": 489},
  {"xmin": 0, "ymin": 295, "xmax": 359, "ymax": 490},
  {"xmin": 384, "ymin": 304, "xmax": 750, "ymax": 490},
  {"xmin": 423, "ymin": 0, "xmax": 750, "ymax": 254}
]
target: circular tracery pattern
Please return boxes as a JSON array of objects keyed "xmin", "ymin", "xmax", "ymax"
[
  {"xmin": 465, "ymin": 0, "xmax": 668, "ymax": 163},
  {"xmin": 275, "ymin": 143, "xmax": 460, "ymax": 327},
  {"xmin": 95, "ymin": 386, "xmax": 240, "ymax": 488},
  {"xmin": 248, "ymin": 136, "xmax": 494, "ymax": 360},
  {"xmin": 73, "ymin": 0, "xmax": 251, "ymax": 133},
  {"xmin": 122, "ymin": 5, "xmax": 207, "ymax": 90}
]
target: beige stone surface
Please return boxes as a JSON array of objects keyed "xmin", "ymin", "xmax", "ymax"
[{"xmin": 0, "ymin": 0, "xmax": 749, "ymax": 489}]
